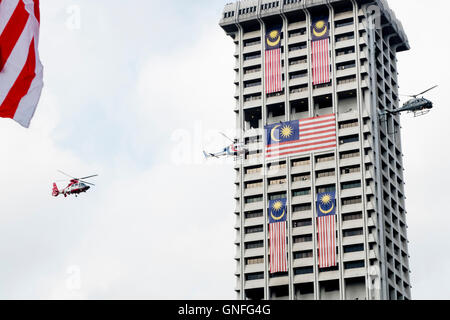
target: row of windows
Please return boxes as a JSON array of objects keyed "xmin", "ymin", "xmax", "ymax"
[
  {"xmin": 240, "ymin": 34, "xmax": 357, "ymax": 63},
  {"xmin": 244, "ymin": 225, "xmax": 365, "ymax": 238},
  {"xmin": 244, "ymin": 180, "xmax": 362, "ymax": 200},
  {"xmin": 245, "ymin": 260, "xmax": 365, "ymax": 280},
  {"xmin": 244, "ymin": 244, "xmax": 364, "ymax": 266}
]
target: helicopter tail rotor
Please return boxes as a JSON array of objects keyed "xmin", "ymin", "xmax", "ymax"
[{"xmin": 52, "ymin": 183, "xmax": 60, "ymax": 197}]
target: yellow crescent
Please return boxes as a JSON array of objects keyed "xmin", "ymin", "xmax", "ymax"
[
  {"xmin": 313, "ymin": 24, "xmax": 328, "ymax": 38},
  {"xmin": 271, "ymin": 209, "xmax": 286, "ymax": 221},
  {"xmin": 266, "ymin": 36, "xmax": 281, "ymax": 48},
  {"xmin": 270, "ymin": 125, "xmax": 281, "ymax": 142},
  {"xmin": 319, "ymin": 202, "xmax": 334, "ymax": 215}
]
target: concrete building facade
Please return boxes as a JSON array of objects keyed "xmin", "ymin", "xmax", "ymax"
[{"xmin": 220, "ymin": 0, "xmax": 412, "ymax": 300}]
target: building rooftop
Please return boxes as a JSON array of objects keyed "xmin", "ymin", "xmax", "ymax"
[{"xmin": 220, "ymin": 0, "xmax": 409, "ymax": 52}]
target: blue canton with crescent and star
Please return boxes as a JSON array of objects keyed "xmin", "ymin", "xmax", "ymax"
[
  {"xmin": 265, "ymin": 120, "xmax": 299, "ymax": 146},
  {"xmin": 316, "ymin": 192, "xmax": 336, "ymax": 218},
  {"xmin": 268, "ymin": 199, "xmax": 287, "ymax": 224}
]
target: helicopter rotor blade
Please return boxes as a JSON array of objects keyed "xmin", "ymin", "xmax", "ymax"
[
  {"xmin": 58, "ymin": 170, "xmax": 76, "ymax": 179},
  {"xmin": 79, "ymin": 174, "xmax": 98, "ymax": 180},
  {"xmin": 80, "ymin": 180, "xmax": 95, "ymax": 186},
  {"xmin": 416, "ymin": 85, "xmax": 438, "ymax": 97},
  {"xmin": 219, "ymin": 132, "xmax": 235, "ymax": 143}
]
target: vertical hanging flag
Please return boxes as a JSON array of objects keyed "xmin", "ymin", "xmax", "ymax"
[
  {"xmin": 265, "ymin": 27, "xmax": 282, "ymax": 94},
  {"xmin": 265, "ymin": 114, "xmax": 337, "ymax": 159},
  {"xmin": 311, "ymin": 17, "xmax": 330, "ymax": 85},
  {"xmin": 0, "ymin": 0, "xmax": 43, "ymax": 128},
  {"xmin": 316, "ymin": 192, "xmax": 337, "ymax": 269},
  {"xmin": 268, "ymin": 198, "xmax": 288, "ymax": 273}
]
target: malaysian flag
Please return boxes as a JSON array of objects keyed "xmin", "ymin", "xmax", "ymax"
[
  {"xmin": 0, "ymin": 0, "xmax": 43, "ymax": 128},
  {"xmin": 265, "ymin": 114, "xmax": 337, "ymax": 159},
  {"xmin": 268, "ymin": 199, "xmax": 288, "ymax": 273},
  {"xmin": 317, "ymin": 192, "xmax": 337, "ymax": 268},
  {"xmin": 265, "ymin": 27, "xmax": 282, "ymax": 94},
  {"xmin": 311, "ymin": 17, "xmax": 330, "ymax": 85}
]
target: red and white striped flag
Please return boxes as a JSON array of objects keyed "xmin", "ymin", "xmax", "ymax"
[
  {"xmin": 312, "ymin": 38, "xmax": 330, "ymax": 85},
  {"xmin": 0, "ymin": 0, "xmax": 43, "ymax": 128},
  {"xmin": 269, "ymin": 199, "xmax": 288, "ymax": 274},
  {"xmin": 265, "ymin": 114, "xmax": 337, "ymax": 159},
  {"xmin": 269, "ymin": 221, "xmax": 287, "ymax": 273},
  {"xmin": 317, "ymin": 215, "xmax": 336, "ymax": 268},
  {"xmin": 317, "ymin": 192, "xmax": 337, "ymax": 269},
  {"xmin": 265, "ymin": 48, "xmax": 282, "ymax": 94}
]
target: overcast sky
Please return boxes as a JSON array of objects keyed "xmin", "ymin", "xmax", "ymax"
[{"xmin": 0, "ymin": 0, "xmax": 448, "ymax": 300}]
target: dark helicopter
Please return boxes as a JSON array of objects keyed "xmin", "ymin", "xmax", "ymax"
[{"xmin": 385, "ymin": 85, "xmax": 438, "ymax": 117}]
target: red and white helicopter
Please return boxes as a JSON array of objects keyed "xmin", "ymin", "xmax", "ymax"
[
  {"xmin": 52, "ymin": 170, "xmax": 98, "ymax": 198},
  {"xmin": 203, "ymin": 133, "xmax": 247, "ymax": 159}
]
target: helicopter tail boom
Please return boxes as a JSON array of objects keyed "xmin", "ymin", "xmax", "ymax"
[{"xmin": 52, "ymin": 183, "xmax": 60, "ymax": 197}]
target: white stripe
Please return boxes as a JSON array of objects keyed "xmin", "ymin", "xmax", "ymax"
[
  {"xmin": 300, "ymin": 121, "xmax": 335, "ymax": 131},
  {"xmin": 267, "ymin": 136, "xmax": 336, "ymax": 153},
  {"xmin": 300, "ymin": 115, "xmax": 335, "ymax": 125},
  {"xmin": 0, "ymin": 0, "xmax": 20, "ymax": 35},
  {"xmin": 13, "ymin": 6, "xmax": 43, "ymax": 128},
  {"xmin": 0, "ymin": 15, "xmax": 33, "ymax": 104},
  {"xmin": 267, "ymin": 143, "xmax": 336, "ymax": 157}
]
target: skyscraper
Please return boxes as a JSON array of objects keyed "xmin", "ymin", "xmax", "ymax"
[{"xmin": 220, "ymin": 0, "xmax": 411, "ymax": 300}]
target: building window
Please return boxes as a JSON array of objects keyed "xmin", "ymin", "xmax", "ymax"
[
  {"xmin": 269, "ymin": 178, "xmax": 287, "ymax": 186},
  {"xmin": 317, "ymin": 185, "xmax": 336, "ymax": 194},
  {"xmin": 245, "ymin": 195, "xmax": 263, "ymax": 204},
  {"xmin": 343, "ymin": 228, "xmax": 363, "ymax": 237},
  {"xmin": 341, "ymin": 181, "xmax": 361, "ymax": 190},
  {"xmin": 340, "ymin": 150, "xmax": 360, "ymax": 159},
  {"xmin": 245, "ymin": 225, "xmax": 264, "ymax": 234},
  {"xmin": 292, "ymin": 158, "xmax": 310, "ymax": 167},
  {"xmin": 344, "ymin": 260, "xmax": 365, "ymax": 270},
  {"xmin": 293, "ymin": 204, "xmax": 311, "ymax": 212},
  {"xmin": 294, "ymin": 266, "xmax": 314, "ymax": 275},
  {"xmin": 245, "ymin": 210, "xmax": 263, "ymax": 219},
  {"xmin": 340, "ymin": 135, "xmax": 359, "ymax": 145},
  {"xmin": 342, "ymin": 212, "xmax": 363, "ymax": 221},
  {"xmin": 245, "ymin": 257, "xmax": 264, "ymax": 265},
  {"xmin": 293, "ymin": 219, "xmax": 312, "ymax": 228},
  {"xmin": 316, "ymin": 169, "xmax": 335, "ymax": 178},
  {"xmin": 246, "ymin": 167, "xmax": 262, "ymax": 175},
  {"xmin": 269, "ymin": 193, "xmax": 287, "ymax": 201},
  {"xmin": 342, "ymin": 196, "xmax": 362, "ymax": 205},
  {"xmin": 246, "ymin": 181, "xmax": 263, "ymax": 189},
  {"xmin": 316, "ymin": 154, "xmax": 335, "ymax": 163},
  {"xmin": 293, "ymin": 174, "xmax": 311, "ymax": 182},
  {"xmin": 344, "ymin": 244, "xmax": 365, "ymax": 253},
  {"xmin": 341, "ymin": 166, "xmax": 360, "ymax": 174},
  {"xmin": 292, "ymin": 188, "xmax": 310, "ymax": 197},
  {"xmin": 294, "ymin": 250, "xmax": 313, "ymax": 259},
  {"xmin": 245, "ymin": 241, "xmax": 264, "ymax": 249},
  {"xmin": 246, "ymin": 272, "xmax": 264, "ymax": 281},
  {"xmin": 339, "ymin": 120, "xmax": 358, "ymax": 129},
  {"xmin": 293, "ymin": 234, "xmax": 313, "ymax": 243}
]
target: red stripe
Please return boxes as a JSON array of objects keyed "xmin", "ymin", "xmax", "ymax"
[
  {"xmin": 299, "ymin": 128, "xmax": 336, "ymax": 138},
  {"xmin": 312, "ymin": 39, "xmax": 330, "ymax": 85},
  {"xmin": 0, "ymin": 39, "xmax": 36, "ymax": 118},
  {"xmin": 299, "ymin": 113, "xmax": 335, "ymax": 122},
  {"xmin": 269, "ymin": 222, "xmax": 287, "ymax": 273},
  {"xmin": 267, "ymin": 144, "xmax": 336, "ymax": 158},
  {"xmin": 265, "ymin": 48, "xmax": 282, "ymax": 94},
  {"xmin": 267, "ymin": 133, "xmax": 336, "ymax": 149},
  {"xmin": 317, "ymin": 216, "xmax": 337, "ymax": 269},
  {"xmin": 0, "ymin": 0, "xmax": 30, "ymax": 71},
  {"xmin": 300, "ymin": 118, "xmax": 336, "ymax": 127},
  {"xmin": 34, "ymin": 0, "xmax": 40, "ymax": 23},
  {"xmin": 268, "ymin": 138, "xmax": 336, "ymax": 154},
  {"xmin": 300, "ymin": 123, "xmax": 336, "ymax": 133}
]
